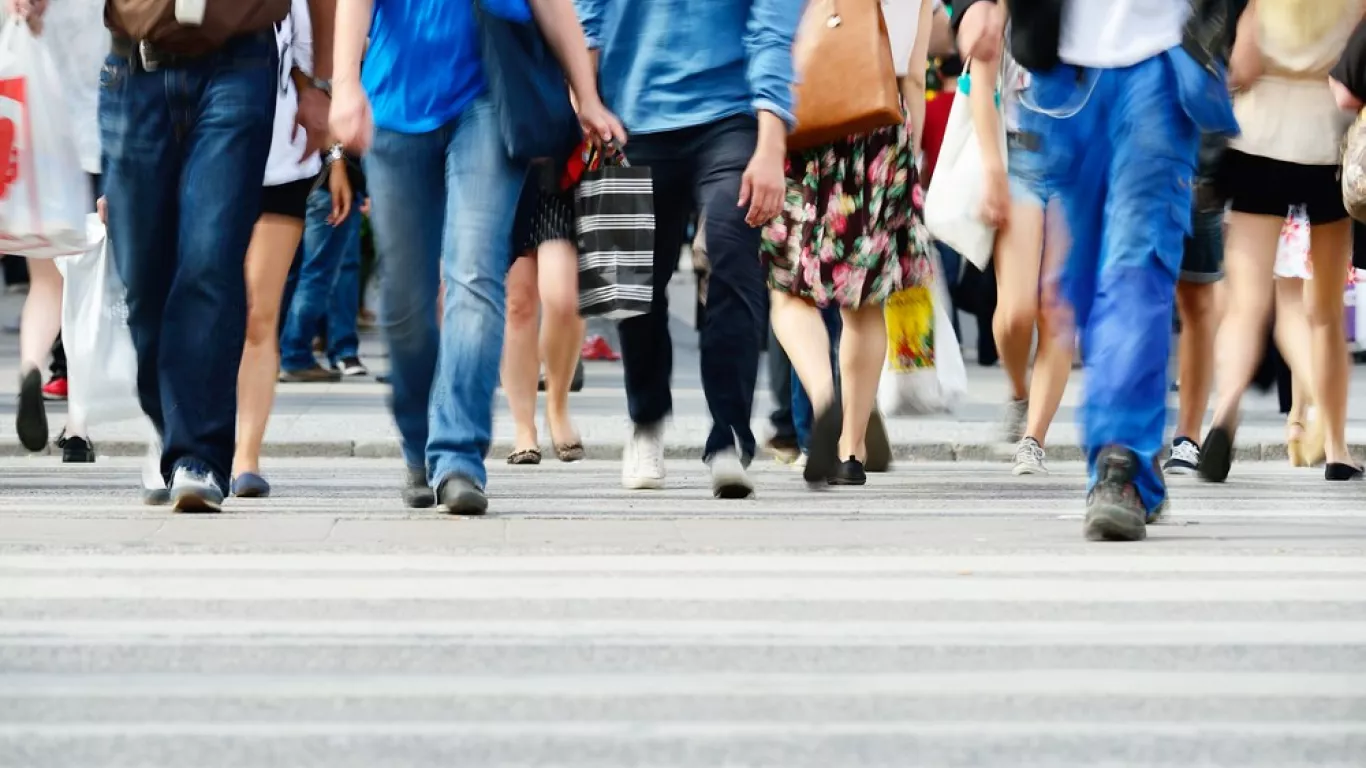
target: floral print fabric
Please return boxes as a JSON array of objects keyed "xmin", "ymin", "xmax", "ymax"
[{"xmin": 760, "ymin": 118, "xmax": 935, "ymax": 310}]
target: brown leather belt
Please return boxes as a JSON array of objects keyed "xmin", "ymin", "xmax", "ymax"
[{"xmin": 110, "ymin": 29, "xmax": 272, "ymax": 72}]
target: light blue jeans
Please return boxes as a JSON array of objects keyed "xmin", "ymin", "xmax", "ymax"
[
  {"xmin": 363, "ymin": 95, "xmax": 527, "ymax": 489},
  {"xmin": 1020, "ymin": 51, "xmax": 1212, "ymax": 514},
  {"xmin": 280, "ymin": 185, "xmax": 362, "ymax": 372}
]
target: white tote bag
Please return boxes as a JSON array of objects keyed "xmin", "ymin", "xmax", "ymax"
[
  {"xmin": 876, "ymin": 249, "xmax": 968, "ymax": 416},
  {"xmin": 923, "ymin": 64, "xmax": 1006, "ymax": 271},
  {"xmin": 56, "ymin": 215, "xmax": 144, "ymax": 428},
  {"xmin": 0, "ymin": 20, "xmax": 90, "ymax": 258}
]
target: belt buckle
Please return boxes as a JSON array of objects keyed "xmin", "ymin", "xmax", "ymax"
[{"xmin": 138, "ymin": 40, "xmax": 159, "ymax": 72}]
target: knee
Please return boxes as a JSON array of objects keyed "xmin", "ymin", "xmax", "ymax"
[
  {"xmin": 1305, "ymin": 293, "xmax": 1342, "ymax": 330},
  {"xmin": 1176, "ymin": 282, "xmax": 1215, "ymax": 326},
  {"xmin": 995, "ymin": 297, "xmax": 1038, "ymax": 337},
  {"xmin": 243, "ymin": 300, "xmax": 280, "ymax": 347},
  {"xmin": 505, "ymin": 273, "xmax": 539, "ymax": 329}
]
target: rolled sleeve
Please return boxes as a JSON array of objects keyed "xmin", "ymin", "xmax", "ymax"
[
  {"xmin": 574, "ymin": 0, "xmax": 605, "ymax": 49},
  {"xmin": 744, "ymin": 0, "xmax": 803, "ymax": 128}
]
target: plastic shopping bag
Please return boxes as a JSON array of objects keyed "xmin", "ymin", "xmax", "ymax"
[
  {"xmin": 0, "ymin": 20, "xmax": 90, "ymax": 258},
  {"xmin": 877, "ymin": 250, "xmax": 967, "ymax": 415},
  {"xmin": 56, "ymin": 215, "xmax": 143, "ymax": 428}
]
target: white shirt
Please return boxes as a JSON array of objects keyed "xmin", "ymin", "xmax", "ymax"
[
  {"xmin": 263, "ymin": 0, "xmax": 323, "ymax": 187},
  {"xmin": 1058, "ymin": 0, "xmax": 1189, "ymax": 69},
  {"xmin": 37, "ymin": 0, "xmax": 107, "ymax": 175},
  {"xmin": 882, "ymin": 0, "xmax": 921, "ymax": 77}
]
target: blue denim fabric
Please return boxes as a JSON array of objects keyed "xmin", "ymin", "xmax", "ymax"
[
  {"xmin": 98, "ymin": 31, "xmax": 278, "ymax": 489},
  {"xmin": 326, "ymin": 238, "xmax": 362, "ymax": 363},
  {"xmin": 280, "ymin": 185, "xmax": 362, "ymax": 371},
  {"xmin": 1019, "ymin": 51, "xmax": 1207, "ymax": 515},
  {"xmin": 363, "ymin": 95, "xmax": 527, "ymax": 489},
  {"xmin": 791, "ymin": 306, "xmax": 844, "ymax": 453}
]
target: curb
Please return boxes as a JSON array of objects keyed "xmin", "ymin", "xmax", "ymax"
[{"xmin": 6, "ymin": 440, "xmax": 1364, "ymax": 463}]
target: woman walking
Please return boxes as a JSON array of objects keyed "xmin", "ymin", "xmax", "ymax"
[{"xmin": 763, "ymin": 0, "xmax": 937, "ymax": 487}]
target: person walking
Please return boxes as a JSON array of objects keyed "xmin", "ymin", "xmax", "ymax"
[
  {"xmin": 953, "ymin": 0, "xmax": 1240, "ymax": 540},
  {"xmin": 577, "ymin": 0, "xmax": 801, "ymax": 498},
  {"xmin": 1201, "ymin": 0, "xmax": 1364, "ymax": 483},
  {"xmin": 329, "ymin": 0, "xmax": 623, "ymax": 514}
]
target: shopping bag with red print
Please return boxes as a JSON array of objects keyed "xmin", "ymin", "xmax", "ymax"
[{"xmin": 0, "ymin": 20, "xmax": 89, "ymax": 258}]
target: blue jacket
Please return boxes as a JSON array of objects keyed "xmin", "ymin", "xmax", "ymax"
[{"xmin": 574, "ymin": 0, "xmax": 803, "ymax": 135}]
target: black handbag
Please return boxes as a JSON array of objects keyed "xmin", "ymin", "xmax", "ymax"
[{"xmin": 473, "ymin": 0, "xmax": 583, "ymax": 164}]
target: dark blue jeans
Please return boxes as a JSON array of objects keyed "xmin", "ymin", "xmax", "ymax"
[
  {"xmin": 620, "ymin": 115, "xmax": 767, "ymax": 461},
  {"xmin": 325, "ymin": 228, "xmax": 362, "ymax": 364},
  {"xmin": 280, "ymin": 185, "xmax": 362, "ymax": 370},
  {"xmin": 791, "ymin": 305, "xmax": 844, "ymax": 452},
  {"xmin": 99, "ymin": 31, "xmax": 278, "ymax": 488}
]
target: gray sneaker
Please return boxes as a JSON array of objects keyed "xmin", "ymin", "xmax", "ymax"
[
  {"xmin": 1012, "ymin": 437, "xmax": 1048, "ymax": 476},
  {"xmin": 708, "ymin": 448, "xmax": 755, "ymax": 499},
  {"xmin": 1001, "ymin": 398, "xmax": 1029, "ymax": 445},
  {"xmin": 169, "ymin": 466, "xmax": 224, "ymax": 513}
]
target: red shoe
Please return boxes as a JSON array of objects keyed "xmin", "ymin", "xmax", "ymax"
[
  {"xmin": 581, "ymin": 335, "xmax": 620, "ymax": 362},
  {"xmin": 42, "ymin": 377, "xmax": 68, "ymax": 401}
]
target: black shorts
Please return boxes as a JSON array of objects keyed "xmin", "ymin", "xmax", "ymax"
[
  {"xmin": 1216, "ymin": 149, "xmax": 1346, "ymax": 225},
  {"xmin": 260, "ymin": 176, "xmax": 316, "ymax": 221},
  {"xmin": 1180, "ymin": 208, "xmax": 1224, "ymax": 284},
  {"xmin": 511, "ymin": 179, "xmax": 576, "ymax": 259}
]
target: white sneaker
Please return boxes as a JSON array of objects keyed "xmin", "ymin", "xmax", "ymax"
[
  {"xmin": 708, "ymin": 448, "xmax": 755, "ymax": 499},
  {"xmin": 622, "ymin": 425, "xmax": 666, "ymax": 490},
  {"xmin": 1012, "ymin": 437, "xmax": 1048, "ymax": 476}
]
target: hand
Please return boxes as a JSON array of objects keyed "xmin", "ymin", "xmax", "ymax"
[
  {"xmin": 956, "ymin": 1, "xmax": 1004, "ymax": 62},
  {"xmin": 329, "ymin": 80, "xmax": 374, "ymax": 155},
  {"xmin": 96, "ymin": 196, "xmax": 107, "ymax": 225},
  {"xmin": 295, "ymin": 85, "xmax": 332, "ymax": 161},
  {"xmin": 360, "ymin": 197, "xmax": 371, "ymax": 217},
  {"xmin": 738, "ymin": 145, "xmax": 786, "ymax": 228},
  {"xmin": 979, "ymin": 168, "xmax": 1010, "ymax": 228},
  {"xmin": 6, "ymin": 0, "xmax": 48, "ymax": 34},
  {"xmin": 576, "ymin": 97, "xmax": 628, "ymax": 147},
  {"xmin": 327, "ymin": 159, "xmax": 354, "ymax": 226}
]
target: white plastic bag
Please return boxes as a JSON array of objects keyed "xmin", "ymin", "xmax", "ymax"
[
  {"xmin": 56, "ymin": 215, "xmax": 143, "ymax": 428},
  {"xmin": 0, "ymin": 19, "xmax": 90, "ymax": 258},
  {"xmin": 877, "ymin": 249, "xmax": 968, "ymax": 416},
  {"xmin": 923, "ymin": 70, "xmax": 1005, "ymax": 271}
]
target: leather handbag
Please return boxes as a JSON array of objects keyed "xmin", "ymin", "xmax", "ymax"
[
  {"xmin": 789, "ymin": 0, "xmax": 904, "ymax": 151},
  {"xmin": 473, "ymin": 0, "xmax": 583, "ymax": 164},
  {"xmin": 1343, "ymin": 108, "xmax": 1366, "ymax": 223}
]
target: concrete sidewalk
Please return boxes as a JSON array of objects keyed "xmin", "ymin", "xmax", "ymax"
[{"xmin": 3, "ymin": 272, "xmax": 1366, "ymax": 462}]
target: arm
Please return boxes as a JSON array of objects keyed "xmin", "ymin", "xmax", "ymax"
[
  {"xmin": 744, "ymin": 0, "xmax": 804, "ymax": 132},
  {"xmin": 901, "ymin": 0, "xmax": 935, "ymax": 158},
  {"xmin": 952, "ymin": 0, "xmax": 1002, "ymax": 61},
  {"xmin": 306, "ymin": 0, "xmax": 336, "ymax": 80},
  {"xmin": 329, "ymin": 0, "xmax": 375, "ymax": 152},
  {"xmin": 530, "ymin": 0, "xmax": 625, "ymax": 143},
  {"xmin": 1228, "ymin": 1, "xmax": 1261, "ymax": 91},
  {"xmin": 928, "ymin": 2, "xmax": 955, "ymax": 58},
  {"xmin": 1332, "ymin": 77, "xmax": 1364, "ymax": 111}
]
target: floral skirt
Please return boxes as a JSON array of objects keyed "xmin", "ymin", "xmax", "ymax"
[{"xmin": 760, "ymin": 118, "xmax": 935, "ymax": 309}]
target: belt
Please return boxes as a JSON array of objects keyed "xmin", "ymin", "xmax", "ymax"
[{"xmin": 110, "ymin": 29, "xmax": 271, "ymax": 73}]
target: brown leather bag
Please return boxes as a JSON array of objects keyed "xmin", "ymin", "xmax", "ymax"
[
  {"xmin": 789, "ymin": 0, "xmax": 904, "ymax": 151},
  {"xmin": 106, "ymin": 0, "xmax": 289, "ymax": 55}
]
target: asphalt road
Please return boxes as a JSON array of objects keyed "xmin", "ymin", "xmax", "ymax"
[{"xmin": 1, "ymin": 458, "xmax": 1364, "ymax": 767}]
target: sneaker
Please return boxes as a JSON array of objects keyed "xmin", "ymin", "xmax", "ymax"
[
  {"xmin": 766, "ymin": 434, "xmax": 801, "ymax": 464},
  {"xmin": 622, "ymin": 425, "xmax": 666, "ymax": 490},
  {"xmin": 169, "ymin": 465, "xmax": 225, "ymax": 513},
  {"xmin": 438, "ymin": 474, "xmax": 489, "ymax": 516},
  {"xmin": 1012, "ymin": 437, "xmax": 1048, "ymax": 476},
  {"xmin": 1001, "ymin": 398, "xmax": 1029, "ymax": 445},
  {"xmin": 1163, "ymin": 437, "xmax": 1200, "ymax": 476},
  {"xmin": 335, "ymin": 357, "xmax": 369, "ymax": 377},
  {"xmin": 279, "ymin": 364, "xmax": 342, "ymax": 383},
  {"xmin": 402, "ymin": 467, "xmax": 436, "ymax": 509},
  {"xmin": 581, "ymin": 335, "xmax": 620, "ymax": 362},
  {"xmin": 58, "ymin": 433, "xmax": 96, "ymax": 464},
  {"xmin": 829, "ymin": 456, "xmax": 868, "ymax": 486},
  {"xmin": 16, "ymin": 368, "xmax": 48, "ymax": 454},
  {"xmin": 792, "ymin": 452, "xmax": 809, "ymax": 471},
  {"xmin": 42, "ymin": 376, "xmax": 68, "ymax": 401},
  {"xmin": 1083, "ymin": 448, "xmax": 1148, "ymax": 542},
  {"xmin": 708, "ymin": 448, "xmax": 755, "ymax": 499}
]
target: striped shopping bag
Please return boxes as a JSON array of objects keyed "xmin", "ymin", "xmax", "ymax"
[{"xmin": 574, "ymin": 143, "xmax": 654, "ymax": 319}]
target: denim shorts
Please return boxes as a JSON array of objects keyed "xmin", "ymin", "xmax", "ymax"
[
  {"xmin": 1180, "ymin": 207, "xmax": 1224, "ymax": 284},
  {"xmin": 1007, "ymin": 140, "xmax": 1047, "ymax": 207}
]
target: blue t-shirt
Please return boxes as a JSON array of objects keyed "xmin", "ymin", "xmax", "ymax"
[{"xmin": 364, "ymin": 0, "xmax": 521, "ymax": 133}]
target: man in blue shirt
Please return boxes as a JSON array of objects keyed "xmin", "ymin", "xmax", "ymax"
[
  {"xmin": 575, "ymin": 0, "xmax": 802, "ymax": 499},
  {"xmin": 330, "ymin": 0, "xmax": 621, "ymax": 514}
]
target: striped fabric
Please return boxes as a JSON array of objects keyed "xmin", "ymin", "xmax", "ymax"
[{"xmin": 574, "ymin": 167, "xmax": 655, "ymax": 319}]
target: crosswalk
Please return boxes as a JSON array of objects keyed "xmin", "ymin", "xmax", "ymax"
[{"xmin": 2, "ymin": 544, "xmax": 1364, "ymax": 767}]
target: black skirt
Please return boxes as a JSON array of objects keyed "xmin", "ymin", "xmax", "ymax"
[{"xmin": 511, "ymin": 178, "xmax": 577, "ymax": 258}]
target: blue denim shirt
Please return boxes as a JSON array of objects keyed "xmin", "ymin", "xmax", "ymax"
[{"xmin": 574, "ymin": 0, "xmax": 803, "ymax": 135}]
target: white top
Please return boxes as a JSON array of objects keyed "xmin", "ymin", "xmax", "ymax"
[
  {"xmin": 263, "ymin": 0, "xmax": 323, "ymax": 188},
  {"xmin": 882, "ymin": 0, "xmax": 921, "ymax": 77},
  {"xmin": 36, "ymin": 0, "xmax": 107, "ymax": 175},
  {"xmin": 1059, "ymin": 0, "xmax": 1189, "ymax": 69},
  {"xmin": 1001, "ymin": 46, "xmax": 1029, "ymax": 133}
]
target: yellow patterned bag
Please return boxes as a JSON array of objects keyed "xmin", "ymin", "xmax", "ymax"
[{"xmin": 883, "ymin": 285, "xmax": 935, "ymax": 372}]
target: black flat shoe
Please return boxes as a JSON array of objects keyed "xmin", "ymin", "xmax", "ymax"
[
  {"xmin": 1325, "ymin": 462, "xmax": 1364, "ymax": 481},
  {"xmin": 828, "ymin": 456, "xmax": 867, "ymax": 486},
  {"xmin": 506, "ymin": 448, "xmax": 542, "ymax": 466},
  {"xmin": 803, "ymin": 404, "xmax": 843, "ymax": 488},
  {"xmin": 1198, "ymin": 424, "xmax": 1234, "ymax": 483}
]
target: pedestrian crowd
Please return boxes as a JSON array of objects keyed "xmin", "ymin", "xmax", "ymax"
[{"xmin": 1, "ymin": 0, "xmax": 1364, "ymax": 541}]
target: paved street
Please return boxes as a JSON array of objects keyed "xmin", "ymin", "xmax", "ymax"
[{"xmin": 2, "ymin": 458, "xmax": 1364, "ymax": 767}]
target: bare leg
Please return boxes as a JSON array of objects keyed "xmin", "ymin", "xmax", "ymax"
[
  {"xmin": 836, "ymin": 302, "xmax": 887, "ymax": 460},
  {"xmin": 1023, "ymin": 209, "xmax": 1071, "ymax": 445},
  {"xmin": 991, "ymin": 201, "xmax": 1046, "ymax": 401},
  {"xmin": 770, "ymin": 292, "xmax": 835, "ymax": 411},
  {"xmin": 1210, "ymin": 213, "xmax": 1282, "ymax": 427},
  {"xmin": 232, "ymin": 216, "xmax": 305, "ymax": 478},
  {"xmin": 19, "ymin": 257, "xmax": 63, "ymax": 371},
  {"xmin": 1174, "ymin": 280, "xmax": 1217, "ymax": 441},
  {"xmin": 1273, "ymin": 278, "xmax": 1317, "ymax": 465},
  {"xmin": 502, "ymin": 255, "xmax": 541, "ymax": 455},
  {"xmin": 1303, "ymin": 220, "xmax": 1355, "ymax": 466},
  {"xmin": 537, "ymin": 239, "xmax": 585, "ymax": 449}
]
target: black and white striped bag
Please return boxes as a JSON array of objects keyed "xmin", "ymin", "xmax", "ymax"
[{"xmin": 574, "ymin": 151, "xmax": 654, "ymax": 319}]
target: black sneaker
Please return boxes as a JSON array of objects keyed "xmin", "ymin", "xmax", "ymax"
[
  {"xmin": 335, "ymin": 357, "xmax": 369, "ymax": 377},
  {"xmin": 1083, "ymin": 447, "xmax": 1148, "ymax": 542},
  {"xmin": 16, "ymin": 368, "xmax": 48, "ymax": 453},
  {"xmin": 402, "ymin": 467, "xmax": 435, "ymax": 509},
  {"xmin": 1163, "ymin": 437, "xmax": 1200, "ymax": 475},
  {"xmin": 438, "ymin": 474, "xmax": 489, "ymax": 516},
  {"xmin": 1198, "ymin": 424, "xmax": 1234, "ymax": 483},
  {"xmin": 829, "ymin": 456, "xmax": 867, "ymax": 486},
  {"xmin": 59, "ymin": 434, "xmax": 96, "ymax": 464}
]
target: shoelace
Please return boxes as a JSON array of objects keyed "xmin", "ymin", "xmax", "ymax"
[
  {"xmin": 1015, "ymin": 439, "xmax": 1045, "ymax": 465},
  {"xmin": 1171, "ymin": 441, "xmax": 1200, "ymax": 465}
]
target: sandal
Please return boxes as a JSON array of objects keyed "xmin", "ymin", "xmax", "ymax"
[
  {"xmin": 506, "ymin": 448, "xmax": 542, "ymax": 466},
  {"xmin": 1287, "ymin": 420, "xmax": 1307, "ymax": 467}
]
